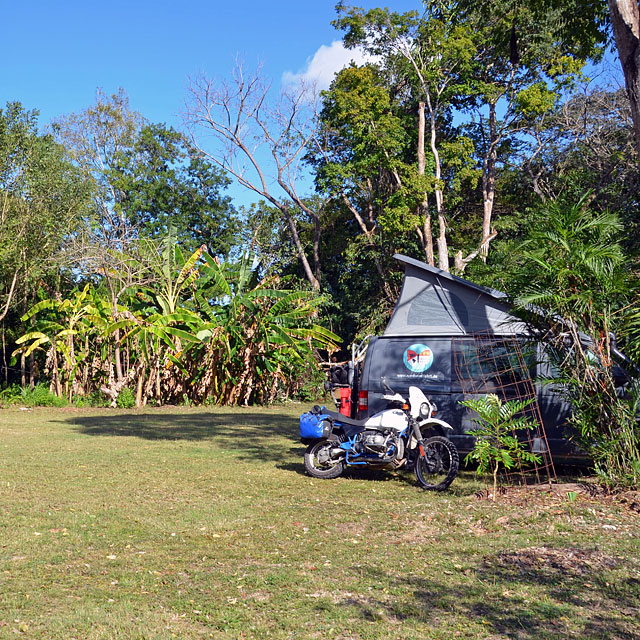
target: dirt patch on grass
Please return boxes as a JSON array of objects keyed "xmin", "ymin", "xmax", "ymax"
[
  {"xmin": 617, "ymin": 491, "xmax": 640, "ymax": 513},
  {"xmin": 475, "ymin": 482, "xmax": 640, "ymax": 514},
  {"xmin": 492, "ymin": 546, "xmax": 621, "ymax": 575}
]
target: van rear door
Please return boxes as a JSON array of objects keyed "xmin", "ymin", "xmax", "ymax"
[{"xmin": 360, "ymin": 336, "xmax": 452, "ymax": 417}]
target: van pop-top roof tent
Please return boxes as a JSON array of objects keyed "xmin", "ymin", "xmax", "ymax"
[{"xmin": 385, "ymin": 254, "xmax": 526, "ymax": 337}]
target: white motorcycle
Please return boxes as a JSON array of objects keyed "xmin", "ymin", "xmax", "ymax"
[{"xmin": 299, "ymin": 379, "xmax": 459, "ymax": 491}]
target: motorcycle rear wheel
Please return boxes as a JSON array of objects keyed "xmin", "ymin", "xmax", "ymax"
[
  {"xmin": 414, "ymin": 436, "xmax": 459, "ymax": 491},
  {"xmin": 304, "ymin": 439, "xmax": 345, "ymax": 479}
]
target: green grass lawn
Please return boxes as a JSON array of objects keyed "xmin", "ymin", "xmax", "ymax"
[{"xmin": 1, "ymin": 405, "xmax": 638, "ymax": 639}]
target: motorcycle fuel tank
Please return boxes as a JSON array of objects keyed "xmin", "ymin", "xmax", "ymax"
[{"xmin": 363, "ymin": 409, "xmax": 408, "ymax": 432}]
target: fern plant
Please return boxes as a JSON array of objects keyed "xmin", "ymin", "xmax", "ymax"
[{"xmin": 460, "ymin": 394, "xmax": 541, "ymax": 499}]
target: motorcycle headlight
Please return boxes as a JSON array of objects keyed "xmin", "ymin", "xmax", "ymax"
[{"xmin": 420, "ymin": 402, "xmax": 430, "ymax": 417}]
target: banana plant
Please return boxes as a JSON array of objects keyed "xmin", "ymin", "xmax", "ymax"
[
  {"xmin": 187, "ymin": 253, "xmax": 339, "ymax": 405},
  {"xmin": 13, "ymin": 284, "xmax": 109, "ymax": 398},
  {"xmin": 104, "ymin": 239, "xmax": 211, "ymax": 405},
  {"xmin": 138, "ymin": 231, "xmax": 205, "ymax": 315}
]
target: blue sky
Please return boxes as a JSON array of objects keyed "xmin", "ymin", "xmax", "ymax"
[{"xmin": 1, "ymin": 1, "xmax": 418, "ymax": 128}]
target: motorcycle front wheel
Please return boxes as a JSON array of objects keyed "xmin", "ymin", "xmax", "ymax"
[
  {"xmin": 304, "ymin": 439, "xmax": 345, "ymax": 479},
  {"xmin": 414, "ymin": 436, "xmax": 459, "ymax": 491}
]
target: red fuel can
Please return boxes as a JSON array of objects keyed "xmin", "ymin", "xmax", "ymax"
[{"xmin": 339, "ymin": 387, "xmax": 352, "ymax": 417}]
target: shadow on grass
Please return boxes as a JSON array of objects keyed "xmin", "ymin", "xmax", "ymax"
[
  {"xmin": 63, "ymin": 411, "xmax": 471, "ymax": 491},
  {"xmin": 327, "ymin": 552, "xmax": 640, "ymax": 639},
  {"xmin": 64, "ymin": 411, "xmax": 302, "ymax": 464}
]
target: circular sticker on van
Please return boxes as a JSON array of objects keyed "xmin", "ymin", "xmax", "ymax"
[{"xmin": 403, "ymin": 344, "xmax": 434, "ymax": 373}]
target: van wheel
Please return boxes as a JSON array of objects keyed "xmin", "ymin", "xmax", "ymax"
[{"xmin": 304, "ymin": 439, "xmax": 345, "ymax": 479}]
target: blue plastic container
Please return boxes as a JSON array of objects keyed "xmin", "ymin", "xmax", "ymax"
[{"xmin": 299, "ymin": 411, "xmax": 332, "ymax": 439}]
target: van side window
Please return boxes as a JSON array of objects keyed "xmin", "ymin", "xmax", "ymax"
[{"xmin": 453, "ymin": 338, "xmax": 537, "ymax": 395}]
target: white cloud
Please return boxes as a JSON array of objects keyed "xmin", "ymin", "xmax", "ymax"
[{"xmin": 282, "ymin": 40, "xmax": 377, "ymax": 90}]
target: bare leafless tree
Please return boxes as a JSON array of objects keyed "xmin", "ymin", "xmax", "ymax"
[
  {"xmin": 519, "ymin": 85, "xmax": 636, "ymax": 203},
  {"xmin": 184, "ymin": 62, "xmax": 329, "ymax": 289}
]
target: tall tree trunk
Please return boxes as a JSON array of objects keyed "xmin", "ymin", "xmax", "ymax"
[
  {"xmin": 20, "ymin": 281, "xmax": 27, "ymax": 387},
  {"xmin": 481, "ymin": 103, "xmax": 498, "ymax": 260},
  {"xmin": 0, "ymin": 269, "xmax": 19, "ymax": 324},
  {"xmin": 454, "ymin": 103, "xmax": 499, "ymax": 275},
  {"xmin": 83, "ymin": 336, "xmax": 89, "ymax": 393},
  {"xmin": 114, "ymin": 328, "xmax": 124, "ymax": 382},
  {"xmin": 67, "ymin": 332, "xmax": 76, "ymax": 401},
  {"xmin": 608, "ymin": 0, "xmax": 640, "ymax": 165},
  {"xmin": 20, "ymin": 354, "xmax": 26, "ymax": 388},
  {"xmin": 51, "ymin": 347, "xmax": 62, "ymax": 398},
  {"xmin": 105, "ymin": 278, "xmax": 124, "ymax": 382},
  {"xmin": 2, "ymin": 323, "xmax": 7, "ymax": 385},
  {"xmin": 312, "ymin": 214, "xmax": 322, "ymax": 287},
  {"xmin": 429, "ymin": 109, "xmax": 449, "ymax": 271},
  {"xmin": 29, "ymin": 353, "xmax": 34, "ymax": 389},
  {"xmin": 155, "ymin": 358, "xmax": 162, "ymax": 405},
  {"xmin": 28, "ymin": 289, "xmax": 35, "ymax": 389},
  {"xmin": 279, "ymin": 202, "xmax": 320, "ymax": 290},
  {"xmin": 417, "ymin": 102, "xmax": 435, "ymax": 266},
  {"xmin": 136, "ymin": 370, "xmax": 145, "ymax": 408}
]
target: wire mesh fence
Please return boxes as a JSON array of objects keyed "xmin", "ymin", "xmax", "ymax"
[{"xmin": 453, "ymin": 335, "xmax": 556, "ymax": 485}]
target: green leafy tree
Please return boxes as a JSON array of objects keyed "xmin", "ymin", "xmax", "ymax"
[
  {"xmin": 110, "ymin": 123, "xmax": 239, "ymax": 257},
  {"xmin": 311, "ymin": 64, "xmax": 416, "ymax": 300},
  {"xmin": 460, "ymin": 394, "xmax": 541, "ymax": 498},
  {"xmin": 334, "ymin": 1, "xmax": 479, "ymax": 271},
  {"xmin": 516, "ymin": 194, "xmax": 640, "ymax": 488},
  {"xmin": 452, "ymin": 0, "xmax": 592, "ymax": 272},
  {"xmin": 52, "ymin": 89, "xmax": 145, "ymax": 254},
  {"xmin": 333, "ymin": 1, "xmax": 607, "ymax": 277},
  {"xmin": 0, "ymin": 103, "xmax": 90, "ymax": 320},
  {"xmin": 464, "ymin": 84, "xmax": 639, "ymax": 296},
  {"xmin": 52, "ymin": 90, "xmax": 149, "ymax": 384},
  {"xmin": 0, "ymin": 102, "xmax": 92, "ymax": 384}
]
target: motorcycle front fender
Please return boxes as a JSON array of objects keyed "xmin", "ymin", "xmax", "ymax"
[
  {"xmin": 418, "ymin": 418, "xmax": 453, "ymax": 431},
  {"xmin": 408, "ymin": 418, "xmax": 454, "ymax": 450}
]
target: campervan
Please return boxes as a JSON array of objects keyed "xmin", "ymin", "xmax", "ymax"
[{"xmin": 338, "ymin": 254, "xmax": 630, "ymax": 461}]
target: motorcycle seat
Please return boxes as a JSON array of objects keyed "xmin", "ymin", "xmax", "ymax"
[{"xmin": 321, "ymin": 409, "xmax": 370, "ymax": 428}]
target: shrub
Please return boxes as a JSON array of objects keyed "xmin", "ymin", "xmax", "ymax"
[
  {"xmin": 288, "ymin": 363, "xmax": 327, "ymax": 403},
  {"xmin": 116, "ymin": 387, "xmax": 136, "ymax": 409},
  {"xmin": 460, "ymin": 394, "xmax": 541, "ymax": 499},
  {"xmin": 0, "ymin": 384, "xmax": 23, "ymax": 406},
  {"xmin": 73, "ymin": 391, "xmax": 110, "ymax": 408},
  {"xmin": 0, "ymin": 384, "xmax": 67, "ymax": 407}
]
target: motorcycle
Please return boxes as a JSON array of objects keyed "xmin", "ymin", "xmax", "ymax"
[{"xmin": 299, "ymin": 379, "xmax": 459, "ymax": 491}]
